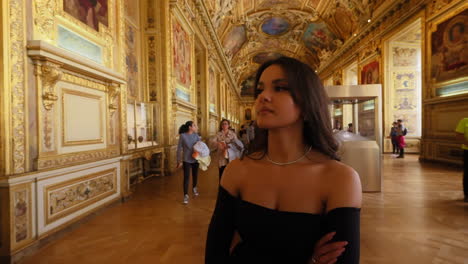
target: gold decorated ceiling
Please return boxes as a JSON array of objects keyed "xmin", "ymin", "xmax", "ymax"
[{"xmin": 205, "ymin": 0, "xmax": 388, "ymax": 97}]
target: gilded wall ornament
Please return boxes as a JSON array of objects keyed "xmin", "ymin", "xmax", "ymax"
[
  {"xmin": 34, "ymin": 0, "xmax": 56, "ymax": 41},
  {"xmin": 10, "ymin": 0, "xmax": 27, "ymax": 174},
  {"xmin": 148, "ymin": 35, "xmax": 157, "ymax": 101},
  {"xmin": 37, "ymin": 148, "xmax": 120, "ymax": 169},
  {"xmin": 34, "ymin": 62, "xmax": 63, "ymax": 111},
  {"xmin": 107, "ymin": 82, "xmax": 120, "ymax": 112}
]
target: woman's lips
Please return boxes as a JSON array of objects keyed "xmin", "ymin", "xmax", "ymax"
[{"xmin": 257, "ymin": 108, "xmax": 274, "ymax": 114}]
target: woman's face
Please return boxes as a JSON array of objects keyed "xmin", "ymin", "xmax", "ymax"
[
  {"xmin": 254, "ymin": 64, "xmax": 302, "ymax": 129},
  {"xmin": 190, "ymin": 123, "xmax": 198, "ymax": 133},
  {"xmin": 221, "ymin": 121, "xmax": 229, "ymax": 131}
]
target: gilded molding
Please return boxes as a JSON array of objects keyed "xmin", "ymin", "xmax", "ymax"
[
  {"xmin": 427, "ymin": 0, "xmax": 455, "ymax": 17},
  {"xmin": 147, "ymin": 0, "xmax": 156, "ymax": 28},
  {"xmin": 148, "ymin": 35, "xmax": 157, "ymax": 101},
  {"xmin": 37, "ymin": 148, "xmax": 120, "ymax": 170},
  {"xmin": 33, "ymin": 61, "xmax": 63, "ymax": 111},
  {"xmin": 107, "ymin": 82, "xmax": 120, "ymax": 112},
  {"xmin": 33, "ymin": 0, "xmax": 56, "ymax": 42},
  {"xmin": 61, "ymin": 71, "xmax": 107, "ymax": 92},
  {"xmin": 318, "ymin": 0, "xmax": 426, "ymax": 74},
  {"xmin": 10, "ymin": 0, "xmax": 26, "ymax": 174}
]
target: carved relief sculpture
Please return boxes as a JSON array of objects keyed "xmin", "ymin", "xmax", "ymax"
[
  {"xmin": 34, "ymin": 61, "xmax": 63, "ymax": 111},
  {"xmin": 107, "ymin": 82, "xmax": 120, "ymax": 112}
]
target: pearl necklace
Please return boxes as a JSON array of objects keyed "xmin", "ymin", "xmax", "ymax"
[{"xmin": 265, "ymin": 146, "xmax": 312, "ymax": 166}]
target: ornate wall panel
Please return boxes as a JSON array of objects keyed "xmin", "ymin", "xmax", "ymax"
[
  {"xmin": 45, "ymin": 169, "xmax": 116, "ymax": 224},
  {"xmin": 9, "ymin": 182, "xmax": 35, "ymax": 251},
  {"xmin": 27, "ymin": 41, "xmax": 124, "ymax": 170},
  {"xmin": 57, "ymin": 83, "xmax": 107, "ymax": 153},
  {"xmin": 36, "ymin": 160, "xmax": 120, "ymax": 235},
  {"xmin": 421, "ymin": 97, "xmax": 468, "ymax": 163}
]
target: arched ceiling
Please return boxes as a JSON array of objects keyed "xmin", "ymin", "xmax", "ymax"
[{"xmin": 205, "ymin": 0, "xmax": 387, "ymax": 97}]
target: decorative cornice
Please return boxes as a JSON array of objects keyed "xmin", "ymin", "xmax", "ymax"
[
  {"xmin": 194, "ymin": 0, "xmax": 242, "ymax": 101},
  {"xmin": 27, "ymin": 40, "xmax": 126, "ymax": 84},
  {"xmin": 318, "ymin": 0, "xmax": 426, "ymax": 73}
]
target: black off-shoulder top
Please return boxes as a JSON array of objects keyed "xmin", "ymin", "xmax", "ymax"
[{"xmin": 205, "ymin": 186, "xmax": 360, "ymax": 264}]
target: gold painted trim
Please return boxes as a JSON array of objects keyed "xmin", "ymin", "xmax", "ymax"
[
  {"xmin": 9, "ymin": 0, "xmax": 27, "ymax": 174},
  {"xmin": 37, "ymin": 147, "xmax": 120, "ymax": 170},
  {"xmin": 44, "ymin": 168, "xmax": 117, "ymax": 225},
  {"xmin": 61, "ymin": 88, "xmax": 104, "ymax": 146},
  {"xmin": 9, "ymin": 182, "xmax": 34, "ymax": 251}
]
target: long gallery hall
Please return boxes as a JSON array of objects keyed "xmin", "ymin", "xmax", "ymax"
[
  {"xmin": 19, "ymin": 155, "xmax": 468, "ymax": 264},
  {"xmin": 0, "ymin": 0, "xmax": 467, "ymax": 263}
]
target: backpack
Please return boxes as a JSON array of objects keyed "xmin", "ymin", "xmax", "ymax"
[{"xmin": 403, "ymin": 128, "xmax": 407, "ymax": 136}]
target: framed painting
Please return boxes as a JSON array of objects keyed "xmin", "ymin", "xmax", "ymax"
[
  {"xmin": 173, "ymin": 19, "xmax": 192, "ymax": 88},
  {"xmin": 430, "ymin": 8, "xmax": 467, "ymax": 83},
  {"xmin": 63, "ymin": 0, "xmax": 108, "ymax": 31},
  {"xmin": 429, "ymin": 6, "xmax": 468, "ymax": 96},
  {"xmin": 240, "ymin": 74, "xmax": 256, "ymax": 97},
  {"xmin": 360, "ymin": 60, "xmax": 380, "ymax": 84}
]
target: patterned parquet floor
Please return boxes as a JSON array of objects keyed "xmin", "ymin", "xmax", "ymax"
[{"xmin": 21, "ymin": 154, "xmax": 468, "ymax": 264}]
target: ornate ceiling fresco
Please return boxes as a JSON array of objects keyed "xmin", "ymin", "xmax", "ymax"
[{"xmin": 205, "ymin": 0, "xmax": 388, "ymax": 97}]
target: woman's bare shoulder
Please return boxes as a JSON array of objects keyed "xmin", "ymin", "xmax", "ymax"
[
  {"xmin": 220, "ymin": 154, "xmax": 262, "ymax": 194},
  {"xmin": 321, "ymin": 160, "xmax": 362, "ymax": 211}
]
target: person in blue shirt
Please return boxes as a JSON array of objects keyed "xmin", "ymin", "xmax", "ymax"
[{"xmin": 177, "ymin": 121, "xmax": 201, "ymax": 204}]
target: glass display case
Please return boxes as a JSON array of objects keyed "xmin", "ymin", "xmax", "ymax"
[
  {"xmin": 325, "ymin": 84, "xmax": 382, "ymax": 192},
  {"xmin": 127, "ymin": 101, "xmax": 136, "ymax": 150},
  {"xmin": 127, "ymin": 101, "xmax": 159, "ymax": 150}
]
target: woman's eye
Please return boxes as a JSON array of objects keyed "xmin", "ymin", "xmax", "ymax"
[{"xmin": 274, "ymin": 86, "xmax": 289, "ymax": 91}]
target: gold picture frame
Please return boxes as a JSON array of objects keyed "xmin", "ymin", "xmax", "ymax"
[{"xmin": 427, "ymin": 4, "xmax": 468, "ymax": 96}]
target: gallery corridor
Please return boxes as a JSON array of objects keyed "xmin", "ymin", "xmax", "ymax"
[{"xmin": 21, "ymin": 155, "xmax": 467, "ymax": 264}]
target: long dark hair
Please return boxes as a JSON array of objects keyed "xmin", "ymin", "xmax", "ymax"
[
  {"xmin": 179, "ymin": 121, "xmax": 194, "ymax": 134},
  {"xmin": 218, "ymin": 119, "xmax": 231, "ymax": 132},
  {"xmin": 247, "ymin": 56, "xmax": 339, "ymax": 161}
]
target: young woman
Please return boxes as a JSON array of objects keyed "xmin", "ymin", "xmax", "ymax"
[
  {"xmin": 216, "ymin": 119, "xmax": 239, "ymax": 179},
  {"xmin": 206, "ymin": 57, "xmax": 361, "ymax": 263},
  {"xmin": 177, "ymin": 121, "xmax": 201, "ymax": 204}
]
